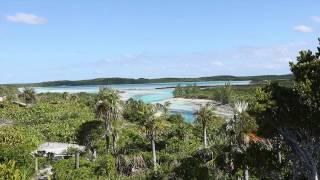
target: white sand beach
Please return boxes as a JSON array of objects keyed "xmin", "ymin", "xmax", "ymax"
[{"xmin": 158, "ymin": 97, "xmax": 234, "ymax": 120}]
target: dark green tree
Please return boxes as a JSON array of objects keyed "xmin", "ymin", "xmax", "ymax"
[
  {"xmin": 252, "ymin": 39, "xmax": 320, "ymax": 180},
  {"xmin": 173, "ymin": 84, "xmax": 183, "ymax": 97},
  {"xmin": 20, "ymin": 88, "xmax": 36, "ymax": 104}
]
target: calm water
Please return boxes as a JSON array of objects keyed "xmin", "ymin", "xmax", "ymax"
[{"xmin": 33, "ymin": 81, "xmax": 250, "ymax": 122}]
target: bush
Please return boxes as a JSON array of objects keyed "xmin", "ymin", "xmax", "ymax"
[
  {"xmin": 53, "ymin": 158, "xmax": 94, "ymax": 180},
  {"xmin": 0, "ymin": 161, "xmax": 26, "ymax": 180},
  {"xmin": 214, "ymin": 83, "xmax": 233, "ymax": 104},
  {"xmin": 94, "ymin": 154, "xmax": 116, "ymax": 178}
]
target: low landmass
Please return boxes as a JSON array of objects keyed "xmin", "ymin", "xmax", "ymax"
[{"xmin": 5, "ymin": 74, "xmax": 293, "ymax": 87}]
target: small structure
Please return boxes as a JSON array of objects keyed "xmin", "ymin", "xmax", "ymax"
[
  {"xmin": 33, "ymin": 142, "xmax": 85, "ymax": 160},
  {"xmin": 33, "ymin": 142, "xmax": 85, "ymax": 180},
  {"xmin": 0, "ymin": 96, "xmax": 6, "ymax": 102}
]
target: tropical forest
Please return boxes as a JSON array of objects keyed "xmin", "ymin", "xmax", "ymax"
[{"xmin": 1, "ymin": 39, "xmax": 320, "ymax": 179}]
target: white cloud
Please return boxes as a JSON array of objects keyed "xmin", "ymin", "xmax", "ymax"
[
  {"xmin": 293, "ymin": 25, "xmax": 313, "ymax": 33},
  {"xmin": 6, "ymin": 13, "xmax": 47, "ymax": 25},
  {"xmin": 311, "ymin": 16, "xmax": 320, "ymax": 23},
  {"xmin": 210, "ymin": 61, "xmax": 224, "ymax": 67},
  {"xmin": 51, "ymin": 41, "xmax": 312, "ymax": 79}
]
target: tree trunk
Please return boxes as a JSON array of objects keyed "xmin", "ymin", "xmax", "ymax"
[
  {"xmin": 104, "ymin": 117, "xmax": 111, "ymax": 153},
  {"xmin": 312, "ymin": 170, "xmax": 318, "ymax": 180},
  {"xmin": 204, "ymin": 126, "xmax": 208, "ymax": 148},
  {"xmin": 276, "ymin": 142, "xmax": 282, "ymax": 180},
  {"xmin": 279, "ymin": 129, "xmax": 318, "ymax": 180},
  {"xmin": 112, "ymin": 134, "xmax": 117, "ymax": 153},
  {"xmin": 277, "ymin": 143, "xmax": 282, "ymax": 164},
  {"xmin": 152, "ymin": 137, "xmax": 157, "ymax": 171},
  {"xmin": 75, "ymin": 152, "xmax": 80, "ymax": 169},
  {"xmin": 92, "ymin": 148, "xmax": 97, "ymax": 161},
  {"xmin": 277, "ymin": 150, "xmax": 282, "ymax": 164},
  {"xmin": 243, "ymin": 164, "xmax": 249, "ymax": 180},
  {"xmin": 106, "ymin": 135, "xmax": 110, "ymax": 153},
  {"xmin": 35, "ymin": 157, "xmax": 38, "ymax": 176}
]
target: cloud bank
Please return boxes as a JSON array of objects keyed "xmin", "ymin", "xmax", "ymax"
[
  {"xmin": 293, "ymin": 25, "xmax": 313, "ymax": 33},
  {"xmin": 47, "ymin": 41, "xmax": 311, "ymax": 81},
  {"xmin": 6, "ymin": 13, "xmax": 47, "ymax": 25},
  {"xmin": 311, "ymin": 16, "xmax": 320, "ymax": 23}
]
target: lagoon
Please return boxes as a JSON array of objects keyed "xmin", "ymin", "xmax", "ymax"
[{"xmin": 33, "ymin": 81, "xmax": 250, "ymax": 122}]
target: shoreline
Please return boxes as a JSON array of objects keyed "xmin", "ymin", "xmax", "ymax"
[
  {"xmin": 155, "ymin": 83, "xmax": 258, "ymax": 90},
  {"xmin": 158, "ymin": 97, "xmax": 234, "ymax": 120}
]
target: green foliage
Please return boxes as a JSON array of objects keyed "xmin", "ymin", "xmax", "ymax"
[
  {"xmin": 173, "ymin": 84, "xmax": 183, "ymax": 97},
  {"xmin": 94, "ymin": 154, "xmax": 116, "ymax": 178},
  {"xmin": 123, "ymin": 98, "xmax": 150, "ymax": 123},
  {"xmin": 0, "ymin": 161, "xmax": 26, "ymax": 180},
  {"xmin": 0, "ymin": 86, "xmax": 18, "ymax": 101},
  {"xmin": 0, "ymin": 86, "xmax": 18, "ymax": 97},
  {"xmin": 19, "ymin": 87, "xmax": 36, "ymax": 104},
  {"xmin": 140, "ymin": 104, "xmax": 169, "ymax": 140},
  {"xmin": 175, "ymin": 83, "xmax": 260, "ymax": 104},
  {"xmin": 214, "ymin": 82, "xmax": 233, "ymax": 104},
  {"xmin": 76, "ymin": 120, "xmax": 104, "ymax": 149},
  {"xmin": 195, "ymin": 104, "xmax": 221, "ymax": 148},
  {"xmin": 0, "ymin": 126, "xmax": 43, "ymax": 178},
  {"xmin": 195, "ymin": 104, "xmax": 218, "ymax": 128},
  {"xmin": 96, "ymin": 88, "xmax": 122, "ymax": 153},
  {"xmin": 117, "ymin": 124, "xmax": 148, "ymax": 154},
  {"xmin": 0, "ymin": 101, "xmax": 94, "ymax": 142},
  {"xmin": 173, "ymin": 155, "xmax": 210, "ymax": 179},
  {"xmin": 53, "ymin": 158, "xmax": 94, "ymax": 180},
  {"xmin": 173, "ymin": 84, "xmax": 200, "ymax": 98},
  {"xmin": 0, "ymin": 126, "xmax": 43, "ymax": 149},
  {"xmin": 250, "ymin": 39, "xmax": 320, "ymax": 178},
  {"xmin": 0, "ymin": 54, "xmax": 309, "ymax": 179}
]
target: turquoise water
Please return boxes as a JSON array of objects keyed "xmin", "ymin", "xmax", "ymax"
[
  {"xmin": 132, "ymin": 89, "xmax": 173, "ymax": 103},
  {"xmin": 32, "ymin": 81, "xmax": 250, "ymax": 122},
  {"xmin": 131, "ymin": 89, "xmax": 195, "ymax": 122},
  {"xmin": 170, "ymin": 109, "xmax": 195, "ymax": 123}
]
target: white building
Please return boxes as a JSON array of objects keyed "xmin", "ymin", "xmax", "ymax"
[
  {"xmin": 0, "ymin": 96, "xmax": 6, "ymax": 102},
  {"xmin": 33, "ymin": 142, "xmax": 85, "ymax": 160}
]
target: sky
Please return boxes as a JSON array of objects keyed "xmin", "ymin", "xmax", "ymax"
[{"xmin": 0, "ymin": 0, "xmax": 320, "ymax": 83}]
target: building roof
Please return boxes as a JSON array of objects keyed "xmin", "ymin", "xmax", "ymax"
[{"xmin": 34, "ymin": 142, "xmax": 85, "ymax": 155}]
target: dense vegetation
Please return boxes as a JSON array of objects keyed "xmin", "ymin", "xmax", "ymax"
[
  {"xmin": 173, "ymin": 83, "xmax": 259, "ymax": 104},
  {"xmin": 0, "ymin": 40, "xmax": 319, "ymax": 179},
  {"xmin": 5, "ymin": 74, "xmax": 293, "ymax": 87},
  {"xmin": 173, "ymin": 79, "xmax": 294, "ymax": 104}
]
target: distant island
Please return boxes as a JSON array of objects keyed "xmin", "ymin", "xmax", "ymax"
[{"xmin": 5, "ymin": 74, "xmax": 293, "ymax": 87}]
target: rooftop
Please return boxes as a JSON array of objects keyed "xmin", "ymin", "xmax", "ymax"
[{"xmin": 34, "ymin": 142, "xmax": 85, "ymax": 156}]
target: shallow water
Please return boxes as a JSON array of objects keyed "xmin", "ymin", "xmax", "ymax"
[{"xmin": 32, "ymin": 81, "xmax": 250, "ymax": 122}]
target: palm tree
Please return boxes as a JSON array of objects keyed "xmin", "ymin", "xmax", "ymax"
[
  {"xmin": 142, "ymin": 104, "xmax": 167, "ymax": 171},
  {"xmin": 95, "ymin": 88, "xmax": 122, "ymax": 153},
  {"xmin": 163, "ymin": 101, "xmax": 171, "ymax": 115},
  {"xmin": 21, "ymin": 87, "xmax": 36, "ymax": 104},
  {"xmin": 195, "ymin": 103, "xmax": 217, "ymax": 149},
  {"xmin": 154, "ymin": 101, "xmax": 171, "ymax": 117},
  {"xmin": 62, "ymin": 92, "xmax": 70, "ymax": 100},
  {"xmin": 231, "ymin": 101, "xmax": 256, "ymax": 180}
]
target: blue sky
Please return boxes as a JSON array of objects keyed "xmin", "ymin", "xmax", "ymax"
[{"xmin": 0, "ymin": 0, "xmax": 320, "ymax": 83}]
